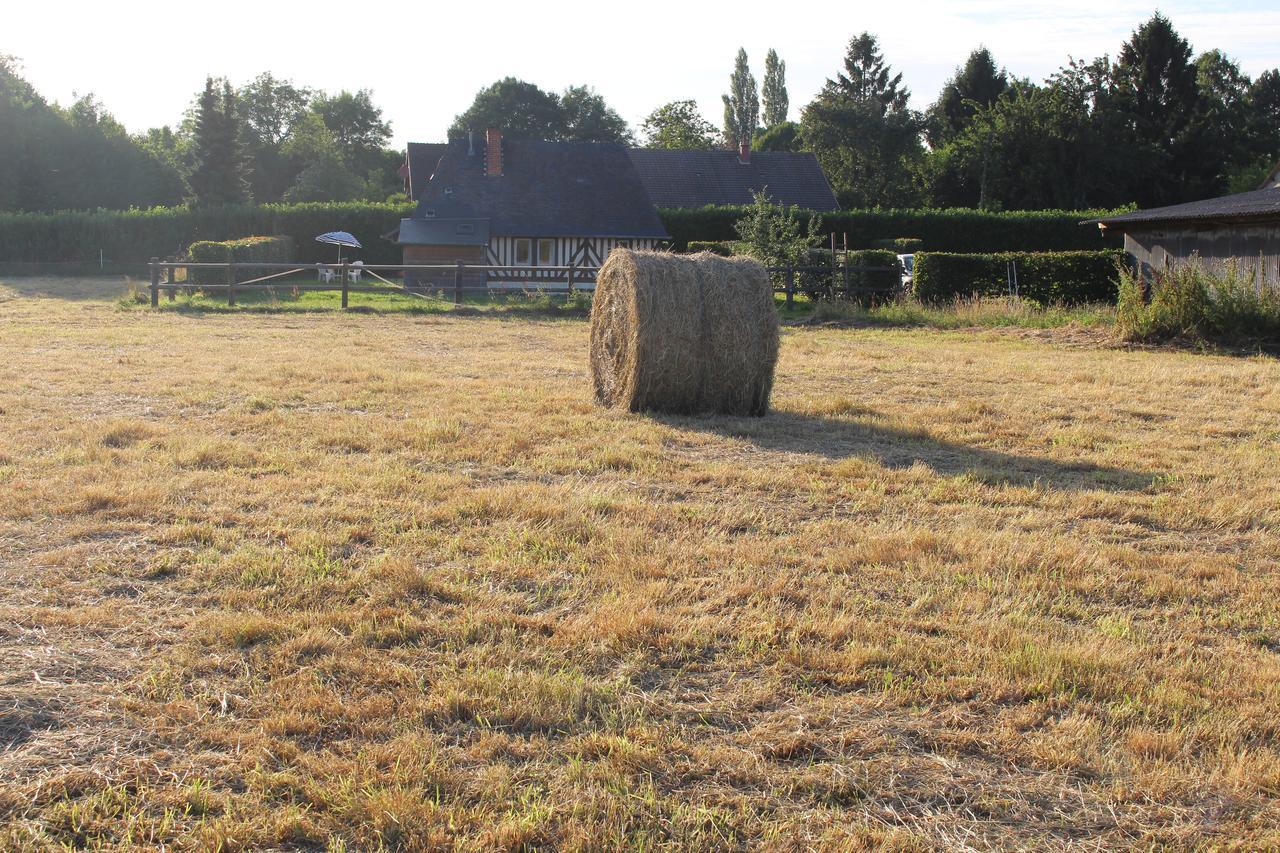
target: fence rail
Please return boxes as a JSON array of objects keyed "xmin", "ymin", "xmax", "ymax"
[{"xmin": 146, "ymin": 258, "xmax": 903, "ymax": 308}]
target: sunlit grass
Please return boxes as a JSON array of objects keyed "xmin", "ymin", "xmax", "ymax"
[{"xmin": 1, "ymin": 279, "xmax": 1278, "ymax": 848}]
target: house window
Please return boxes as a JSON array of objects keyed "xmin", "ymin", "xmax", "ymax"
[
  {"xmin": 538, "ymin": 239, "xmax": 555, "ymax": 265},
  {"xmin": 514, "ymin": 238, "xmax": 531, "ymax": 264}
]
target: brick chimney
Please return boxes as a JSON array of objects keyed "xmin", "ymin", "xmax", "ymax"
[
  {"xmin": 485, "ymin": 128, "xmax": 503, "ymax": 177},
  {"xmin": 738, "ymin": 140, "xmax": 751, "ymax": 164}
]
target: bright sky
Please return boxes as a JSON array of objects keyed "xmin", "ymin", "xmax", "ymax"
[{"xmin": 6, "ymin": 1, "xmax": 1279, "ymax": 147}]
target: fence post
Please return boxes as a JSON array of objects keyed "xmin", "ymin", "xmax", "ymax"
[
  {"xmin": 842, "ymin": 254, "xmax": 851, "ymax": 298},
  {"xmin": 785, "ymin": 264, "xmax": 795, "ymax": 309},
  {"xmin": 167, "ymin": 261, "xmax": 176, "ymax": 302},
  {"xmin": 567, "ymin": 259, "xmax": 575, "ymax": 296},
  {"xmin": 149, "ymin": 258, "xmax": 160, "ymax": 307},
  {"xmin": 226, "ymin": 261, "xmax": 236, "ymax": 307},
  {"xmin": 453, "ymin": 260, "xmax": 463, "ymax": 306},
  {"xmin": 340, "ymin": 260, "xmax": 349, "ymax": 309}
]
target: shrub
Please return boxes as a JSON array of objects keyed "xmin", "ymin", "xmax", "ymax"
[
  {"xmin": 871, "ymin": 237, "xmax": 924, "ymax": 253},
  {"xmin": 1116, "ymin": 260, "xmax": 1280, "ymax": 344},
  {"xmin": 687, "ymin": 241, "xmax": 733, "ymax": 256},
  {"xmin": 913, "ymin": 250, "xmax": 1123, "ymax": 306},
  {"xmin": 188, "ymin": 236, "xmax": 295, "ymax": 285}
]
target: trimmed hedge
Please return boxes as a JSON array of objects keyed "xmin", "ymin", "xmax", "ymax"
[
  {"xmin": 188, "ymin": 236, "xmax": 295, "ymax": 284},
  {"xmin": 660, "ymin": 206, "xmax": 1124, "ymax": 253},
  {"xmin": 0, "ymin": 202, "xmax": 414, "ymax": 265},
  {"xmin": 912, "ymin": 250, "xmax": 1125, "ymax": 305},
  {"xmin": 871, "ymin": 237, "xmax": 924, "ymax": 253},
  {"xmin": 0, "ymin": 202, "xmax": 1126, "ymax": 265}
]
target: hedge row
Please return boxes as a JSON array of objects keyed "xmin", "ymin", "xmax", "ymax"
[
  {"xmin": 0, "ymin": 202, "xmax": 1124, "ymax": 265},
  {"xmin": 188, "ymin": 236, "xmax": 295, "ymax": 284},
  {"xmin": 0, "ymin": 203, "xmax": 414, "ymax": 265},
  {"xmin": 912, "ymin": 250, "xmax": 1125, "ymax": 305},
  {"xmin": 660, "ymin": 207, "xmax": 1124, "ymax": 253}
]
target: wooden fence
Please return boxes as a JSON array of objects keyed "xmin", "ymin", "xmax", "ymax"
[{"xmin": 147, "ymin": 258, "xmax": 903, "ymax": 308}]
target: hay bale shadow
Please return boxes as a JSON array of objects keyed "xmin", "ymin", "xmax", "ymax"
[{"xmin": 660, "ymin": 410, "xmax": 1150, "ymax": 492}]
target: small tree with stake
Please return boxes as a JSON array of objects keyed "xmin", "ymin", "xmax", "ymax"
[{"xmin": 734, "ymin": 189, "xmax": 824, "ymax": 295}]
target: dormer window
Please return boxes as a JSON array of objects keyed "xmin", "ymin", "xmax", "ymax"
[
  {"xmin": 424, "ymin": 209, "xmax": 436, "ymax": 218},
  {"xmin": 444, "ymin": 188, "xmax": 454, "ymax": 197}
]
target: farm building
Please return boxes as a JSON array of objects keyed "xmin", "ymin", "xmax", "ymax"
[
  {"xmin": 395, "ymin": 129, "xmax": 668, "ymax": 288},
  {"xmin": 394, "ymin": 130, "xmax": 840, "ymax": 286},
  {"xmin": 1090, "ymin": 176, "xmax": 1280, "ymax": 287}
]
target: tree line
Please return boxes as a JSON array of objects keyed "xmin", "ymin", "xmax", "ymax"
[
  {"xmin": 0, "ymin": 58, "xmax": 398, "ymax": 211},
  {"xmin": 2, "ymin": 12, "xmax": 1276, "ymax": 214},
  {"xmin": 691, "ymin": 14, "xmax": 1279, "ymax": 210}
]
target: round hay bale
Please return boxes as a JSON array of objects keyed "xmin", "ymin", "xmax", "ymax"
[{"xmin": 590, "ymin": 249, "xmax": 779, "ymax": 416}]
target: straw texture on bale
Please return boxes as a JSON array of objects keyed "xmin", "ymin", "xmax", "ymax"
[{"xmin": 590, "ymin": 249, "xmax": 779, "ymax": 416}]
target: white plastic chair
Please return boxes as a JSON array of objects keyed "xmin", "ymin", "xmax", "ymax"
[
  {"xmin": 348, "ymin": 261, "xmax": 363, "ymax": 283},
  {"xmin": 317, "ymin": 264, "xmax": 336, "ymax": 283}
]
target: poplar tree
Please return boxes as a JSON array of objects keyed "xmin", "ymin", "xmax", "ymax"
[
  {"xmin": 722, "ymin": 48, "xmax": 760, "ymax": 149},
  {"xmin": 762, "ymin": 49, "xmax": 789, "ymax": 127}
]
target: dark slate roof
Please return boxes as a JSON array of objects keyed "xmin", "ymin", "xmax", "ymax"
[
  {"xmin": 397, "ymin": 218, "xmax": 489, "ymax": 246},
  {"xmin": 1088, "ymin": 187, "xmax": 1280, "ymax": 227},
  {"xmin": 627, "ymin": 149, "xmax": 840, "ymax": 211},
  {"xmin": 405, "ymin": 142, "xmax": 449, "ymax": 199},
  {"xmin": 404, "ymin": 140, "xmax": 669, "ymax": 240}
]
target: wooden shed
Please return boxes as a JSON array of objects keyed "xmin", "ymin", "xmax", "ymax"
[{"xmin": 1089, "ymin": 182, "xmax": 1280, "ymax": 287}]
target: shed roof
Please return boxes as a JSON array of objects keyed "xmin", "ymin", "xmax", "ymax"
[
  {"xmin": 626, "ymin": 149, "xmax": 840, "ymax": 211},
  {"xmin": 397, "ymin": 218, "xmax": 489, "ymax": 246},
  {"xmin": 1088, "ymin": 187, "xmax": 1280, "ymax": 228},
  {"xmin": 405, "ymin": 140, "xmax": 669, "ymax": 240}
]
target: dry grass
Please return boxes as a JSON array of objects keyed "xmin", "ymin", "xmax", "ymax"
[{"xmin": 1, "ymin": 280, "xmax": 1279, "ymax": 849}]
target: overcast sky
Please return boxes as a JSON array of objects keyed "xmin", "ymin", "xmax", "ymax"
[{"xmin": 6, "ymin": 1, "xmax": 1279, "ymax": 147}]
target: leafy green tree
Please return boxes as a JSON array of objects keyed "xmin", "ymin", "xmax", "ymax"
[
  {"xmin": 762, "ymin": 49, "xmax": 789, "ymax": 127},
  {"xmin": 559, "ymin": 85, "xmax": 632, "ymax": 143},
  {"xmin": 801, "ymin": 33, "xmax": 924, "ymax": 207},
  {"xmin": 186, "ymin": 77, "xmax": 250, "ymax": 206},
  {"xmin": 312, "ymin": 89, "xmax": 391, "ymax": 151},
  {"xmin": 734, "ymin": 189, "xmax": 823, "ymax": 268},
  {"xmin": 926, "ymin": 47, "xmax": 1009, "ymax": 146},
  {"xmin": 753, "ymin": 121, "xmax": 802, "ymax": 152},
  {"xmin": 639, "ymin": 100, "xmax": 718, "ymax": 149},
  {"xmin": 449, "ymin": 78, "xmax": 630, "ymax": 143},
  {"xmin": 237, "ymin": 72, "xmax": 312, "ymax": 201},
  {"xmin": 284, "ymin": 152, "xmax": 363, "ymax": 202},
  {"xmin": 1190, "ymin": 50, "xmax": 1255, "ymax": 190},
  {"xmin": 722, "ymin": 48, "xmax": 760, "ymax": 148},
  {"xmin": 449, "ymin": 78, "xmax": 565, "ymax": 140}
]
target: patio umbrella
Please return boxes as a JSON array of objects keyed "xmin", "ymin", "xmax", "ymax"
[{"xmin": 315, "ymin": 231, "xmax": 362, "ymax": 263}]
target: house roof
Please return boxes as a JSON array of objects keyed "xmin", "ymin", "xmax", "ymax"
[
  {"xmin": 626, "ymin": 149, "xmax": 840, "ymax": 211},
  {"xmin": 405, "ymin": 142, "xmax": 449, "ymax": 200},
  {"xmin": 1088, "ymin": 187, "xmax": 1280, "ymax": 228},
  {"xmin": 403, "ymin": 140, "xmax": 669, "ymax": 242}
]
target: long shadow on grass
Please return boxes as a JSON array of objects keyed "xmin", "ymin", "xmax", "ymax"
[{"xmin": 661, "ymin": 409, "xmax": 1150, "ymax": 492}]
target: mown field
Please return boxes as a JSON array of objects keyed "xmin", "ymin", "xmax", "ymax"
[{"xmin": 1, "ymin": 278, "xmax": 1278, "ymax": 850}]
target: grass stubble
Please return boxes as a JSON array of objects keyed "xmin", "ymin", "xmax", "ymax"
[{"xmin": 0, "ymin": 279, "xmax": 1278, "ymax": 849}]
